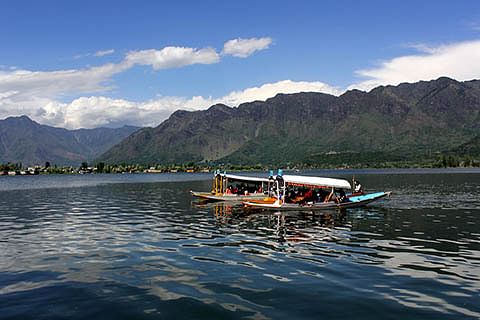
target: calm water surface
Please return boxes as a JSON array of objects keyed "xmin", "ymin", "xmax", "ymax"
[{"xmin": 1, "ymin": 169, "xmax": 479, "ymax": 319}]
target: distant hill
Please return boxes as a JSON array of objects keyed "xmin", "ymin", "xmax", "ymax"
[
  {"xmin": 99, "ymin": 77, "xmax": 480, "ymax": 166},
  {"xmin": 0, "ymin": 116, "xmax": 139, "ymax": 165}
]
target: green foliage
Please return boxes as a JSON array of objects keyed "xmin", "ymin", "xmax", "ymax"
[
  {"xmin": 2, "ymin": 153, "xmax": 479, "ymax": 176},
  {"xmin": 0, "ymin": 116, "xmax": 139, "ymax": 166},
  {"xmin": 0, "ymin": 162, "xmax": 16, "ymax": 171},
  {"xmin": 96, "ymin": 162, "xmax": 105, "ymax": 173}
]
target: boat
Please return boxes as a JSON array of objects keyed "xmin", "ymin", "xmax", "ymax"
[
  {"xmin": 243, "ymin": 172, "xmax": 391, "ymax": 210},
  {"xmin": 191, "ymin": 171, "xmax": 272, "ymax": 202}
]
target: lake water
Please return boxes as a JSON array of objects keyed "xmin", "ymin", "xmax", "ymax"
[{"xmin": 1, "ymin": 169, "xmax": 479, "ymax": 319}]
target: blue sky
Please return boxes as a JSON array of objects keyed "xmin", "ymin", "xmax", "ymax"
[{"xmin": 1, "ymin": 0, "xmax": 480, "ymax": 128}]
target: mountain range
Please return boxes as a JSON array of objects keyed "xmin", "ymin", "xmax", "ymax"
[
  {"xmin": 99, "ymin": 77, "xmax": 480, "ymax": 166},
  {"xmin": 1, "ymin": 77, "xmax": 479, "ymax": 167},
  {"xmin": 0, "ymin": 116, "xmax": 139, "ymax": 165}
]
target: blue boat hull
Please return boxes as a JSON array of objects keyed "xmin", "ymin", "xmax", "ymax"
[{"xmin": 244, "ymin": 191, "xmax": 391, "ymax": 210}]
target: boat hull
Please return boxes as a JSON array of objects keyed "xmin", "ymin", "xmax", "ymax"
[
  {"xmin": 191, "ymin": 191, "xmax": 268, "ymax": 202},
  {"xmin": 243, "ymin": 191, "xmax": 391, "ymax": 210}
]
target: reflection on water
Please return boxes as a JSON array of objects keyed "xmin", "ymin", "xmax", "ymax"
[
  {"xmin": 202, "ymin": 202, "xmax": 348, "ymax": 243},
  {"xmin": 1, "ymin": 170, "xmax": 480, "ymax": 319}
]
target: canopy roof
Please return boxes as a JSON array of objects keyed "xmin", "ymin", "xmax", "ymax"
[
  {"xmin": 218, "ymin": 173, "xmax": 270, "ymax": 183},
  {"xmin": 281, "ymin": 174, "xmax": 351, "ymax": 189}
]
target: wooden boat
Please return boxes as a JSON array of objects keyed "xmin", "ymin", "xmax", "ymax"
[
  {"xmin": 191, "ymin": 171, "xmax": 272, "ymax": 202},
  {"xmin": 243, "ymin": 173, "xmax": 391, "ymax": 210}
]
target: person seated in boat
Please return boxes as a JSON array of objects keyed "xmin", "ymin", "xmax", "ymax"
[
  {"xmin": 354, "ymin": 180, "xmax": 363, "ymax": 194},
  {"xmin": 291, "ymin": 192, "xmax": 304, "ymax": 204},
  {"xmin": 324, "ymin": 189, "xmax": 337, "ymax": 203},
  {"xmin": 225, "ymin": 186, "xmax": 233, "ymax": 194},
  {"xmin": 303, "ymin": 189, "xmax": 314, "ymax": 202},
  {"xmin": 294, "ymin": 188, "xmax": 300, "ymax": 197},
  {"xmin": 317, "ymin": 189, "xmax": 330, "ymax": 202},
  {"xmin": 338, "ymin": 188, "xmax": 348, "ymax": 203},
  {"xmin": 285, "ymin": 190, "xmax": 294, "ymax": 203}
]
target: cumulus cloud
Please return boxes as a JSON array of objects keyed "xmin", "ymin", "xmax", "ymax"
[
  {"xmin": 124, "ymin": 46, "xmax": 220, "ymax": 70},
  {"xmin": 0, "ymin": 35, "xmax": 317, "ymax": 130},
  {"xmin": 45, "ymin": 96, "xmax": 213, "ymax": 129},
  {"xmin": 0, "ymin": 40, "xmax": 248, "ymax": 106},
  {"xmin": 222, "ymin": 37, "xmax": 272, "ymax": 58},
  {"xmin": 0, "ymin": 79, "xmax": 340, "ymax": 129},
  {"xmin": 5, "ymin": 38, "xmax": 480, "ymax": 129},
  {"xmin": 94, "ymin": 49, "xmax": 115, "ymax": 57},
  {"xmin": 0, "ymin": 44, "xmax": 229, "ymax": 108},
  {"xmin": 0, "ymin": 38, "xmax": 279, "ymax": 128},
  {"xmin": 350, "ymin": 39, "xmax": 480, "ymax": 91},
  {"xmin": 220, "ymin": 80, "xmax": 340, "ymax": 106}
]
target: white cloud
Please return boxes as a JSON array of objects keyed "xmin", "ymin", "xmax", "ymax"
[
  {"xmin": 0, "ymin": 44, "xmax": 226, "ymax": 107},
  {"xmin": 73, "ymin": 53, "xmax": 90, "ymax": 60},
  {"xmin": 0, "ymin": 79, "xmax": 340, "ymax": 129},
  {"xmin": 0, "ymin": 37, "xmax": 316, "ymax": 130},
  {"xmin": 4, "ymin": 38, "xmax": 480, "ymax": 130},
  {"xmin": 94, "ymin": 49, "xmax": 115, "ymax": 57},
  {"xmin": 0, "ymin": 63, "xmax": 125, "ymax": 98},
  {"xmin": 222, "ymin": 37, "xmax": 272, "ymax": 58},
  {"xmin": 0, "ymin": 63, "xmax": 127, "ymax": 106},
  {"xmin": 53, "ymin": 96, "xmax": 213, "ymax": 129},
  {"xmin": 402, "ymin": 42, "xmax": 437, "ymax": 54},
  {"xmin": 220, "ymin": 80, "xmax": 340, "ymax": 106},
  {"xmin": 124, "ymin": 47, "xmax": 220, "ymax": 70},
  {"xmin": 0, "ymin": 38, "xmax": 278, "ymax": 128},
  {"xmin": 0, "ymin": 90, "xmax": 18, "ymax": 99},
  {"xmin": 351, "ymin": 39, "xmax": 480, "ymax": 91},
  {"xmin": 74, "ymin": 49, "xmax": 115, "ymax": 59}
]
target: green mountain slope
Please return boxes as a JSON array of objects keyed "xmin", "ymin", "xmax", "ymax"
[
  {"xmin": 99, "ymin": 77, "xmax": 480, "ymax": 166},
  {"xmin": 0, "ymin": 116, "xmax": 139, "ymax": 165}
]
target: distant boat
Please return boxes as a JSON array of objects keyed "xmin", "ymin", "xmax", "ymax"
[
  {"xmin": 243, "ymin": 173, "xmax": 391, "ymax": 210},
  {"xmin": 191, "ymin": 171, "xmax": 272, "ymax": 202}
]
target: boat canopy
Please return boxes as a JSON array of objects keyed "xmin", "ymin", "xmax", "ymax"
[
  {"xmin": 217, "ymin": 173, "xmax": 270, "ymax": 183},
  {"xmin": 281, "ymin": 174, "xmax": 351, "ymax": 189}
]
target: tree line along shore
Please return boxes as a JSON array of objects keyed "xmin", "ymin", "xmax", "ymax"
[{"xmin": 1, "ymin": 154, "xmax": 479, "ymax": 176}]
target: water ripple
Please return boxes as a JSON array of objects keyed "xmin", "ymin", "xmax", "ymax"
[{"xmin": 1, "ymin": 171, "xmax": 480, "ymax": 319}]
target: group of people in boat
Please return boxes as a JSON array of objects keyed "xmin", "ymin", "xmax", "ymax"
[
  {"xmin": 193, "ymin": 171, "xmax": 392, "ymax": 211},
  {"xmin": 222, "ymin": 177, "xmax": 364, "ymax": 204},
  {"xmin": 194, "ymin": 171, "xmax": 391, "ymax": 210},
  {"xmin": 224, "ymin": 183, "xmax": 263, "ymax": 196},
  {"xmin": 283, "ymin": 187, "xmax": 345, "ymax": 204},
  {"xmin": 280, "ymin": 179, "xmax": 363, "ymax": 205}
]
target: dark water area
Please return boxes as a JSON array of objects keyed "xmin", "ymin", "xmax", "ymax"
[{"xmin": 1, "ymin": 169, "xmax": 479, "ymax": 319}]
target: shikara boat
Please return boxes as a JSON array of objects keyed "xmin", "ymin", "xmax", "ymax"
[
  {"xmin": 191, "ymin": 171, "xmax": 271, "ymax": 202},
  {"xmin": 243, "ymin": 173, "xmax": 391, "ymax": 210}
]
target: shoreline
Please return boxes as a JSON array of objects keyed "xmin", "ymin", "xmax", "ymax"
[{"xmin": 2, "ymin": 166, "xmax": 480, "ymax": 177}]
